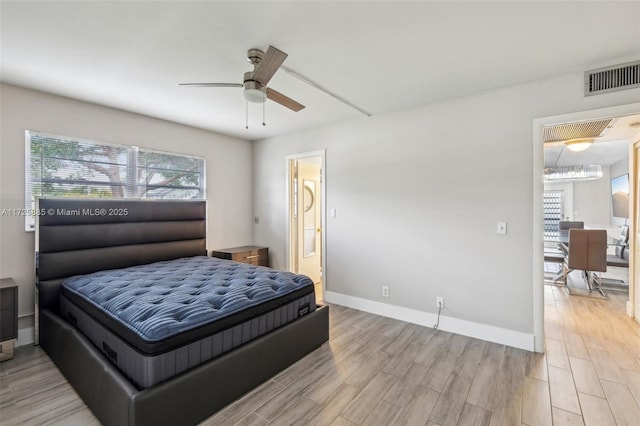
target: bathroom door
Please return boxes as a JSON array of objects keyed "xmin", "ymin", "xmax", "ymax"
[{"xmin": 296, "ymin": 160, "xmax": 322, "ymax": 283}]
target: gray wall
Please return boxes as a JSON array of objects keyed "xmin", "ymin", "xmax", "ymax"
[
  {"xmin": 252, "ymin": 67, "xmax": 640, "ymax": 343},
  {"xmin": 0, "ymin": 84, "xmax": 254, "ymax": 345}
]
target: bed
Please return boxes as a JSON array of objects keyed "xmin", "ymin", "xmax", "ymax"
[{"xmin": 35, "ymin": 198, "xmax": 329, "ymax": 426}]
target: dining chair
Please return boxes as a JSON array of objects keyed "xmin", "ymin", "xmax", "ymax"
[{"xmin": 564, "ymin": 229, "xmax": 607, "ymax": 296}]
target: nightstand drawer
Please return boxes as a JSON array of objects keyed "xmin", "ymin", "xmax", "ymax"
[
  {"xmin": 0, "ymin": 309, "xmax": 17, "ymax": 341},
  {"xmin": 0, "ymin": 292, "xmax": 13, "ymax": 310},
  {"xmin": 0, "ymin": 278, "xmax": 18, "ymax": 361},
  {"xmin": 212, "ymin": 246, "xmax": 269, "ymax": 267},
  {"xmin": 232, "ymin": 248, "xmax": 268, "ymax": 266}
]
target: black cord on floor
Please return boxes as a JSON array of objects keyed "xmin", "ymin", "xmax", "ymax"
[{"xmin": 433, "ymin": 302, "xmax": 442, "ymax": 329}]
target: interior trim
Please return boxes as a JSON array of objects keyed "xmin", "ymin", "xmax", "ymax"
[{"xmin": 324, "ymin": 290, "xmax": 534, "ymax": 351}]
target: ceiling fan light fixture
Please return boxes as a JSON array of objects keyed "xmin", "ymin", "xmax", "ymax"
[
  {"xmin": 244, "ymin": 87, "xmax": 266, "ymax": 103},
  {"xmin": 243, "ymin": 80, "xmax": 266, "ymax": 103},
  {"xmin": 565, "ymin": 138, "xmax": 594, "ymax": 152}
]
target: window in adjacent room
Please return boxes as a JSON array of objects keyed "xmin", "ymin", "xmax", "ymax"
[
  {"xmin": 543, "ymin": 190, "xmax": 564, "ymax": 242},
  {"xmin": 25, "ymin": 131, "xmax": 205, "ymax": 230}
]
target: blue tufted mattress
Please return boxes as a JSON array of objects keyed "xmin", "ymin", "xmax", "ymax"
[{"xmin": 59, "ymin": 256, "xmax": 316, "ymax": 388}]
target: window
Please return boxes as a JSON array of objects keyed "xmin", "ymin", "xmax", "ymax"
[
  {"xmin": 25, "ymin": 131, "xmax": 205, "ymax": 230},
  {"xmin": 543, "ymin": 190, "xmax": 564, "ymax": 242}
]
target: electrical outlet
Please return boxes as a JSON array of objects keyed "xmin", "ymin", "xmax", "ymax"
[
  {"xmin": 382, "ymin": 285, "xmax": 390, "ymax": 298},
  {"xmin": 436, "ymin": 296, "xmax": 444, "ymax": 308}
]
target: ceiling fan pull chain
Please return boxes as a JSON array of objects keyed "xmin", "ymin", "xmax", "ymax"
[
  {"xmin": 262, "ymin": 90, "xmax": 266, "ymax": 126},
  {"xmin": 245, "ymin": 100, "xmax": 249, "ymax": 130}
]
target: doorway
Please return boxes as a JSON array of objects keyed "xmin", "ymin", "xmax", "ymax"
[
  {"xmin": 286, "ymin": 150, "xmax": 326, "ymax": 302},
  {"xmin": 533, "ymin": 103, "xmax": 640, "ymax": 352}
]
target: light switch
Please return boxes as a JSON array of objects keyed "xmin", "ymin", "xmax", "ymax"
[
  {"xmin": 497, "ymin": 222, "xmax": 507, "ymax": 235},
  {"xmin": 330, "ymin": 208, "xmax": 337, "ymax": 218}
]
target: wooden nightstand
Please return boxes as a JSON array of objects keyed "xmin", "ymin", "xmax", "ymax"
[
  {"xmin": 0, "ymin": 278, "xmax": 18, "ymax": 361},
  {"xmin": 211, "ymin": 246, "xmax": 269, "ymax": 267}
]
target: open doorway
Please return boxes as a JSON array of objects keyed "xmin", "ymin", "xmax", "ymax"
[
  {"xmin": 286, "ymin": 150, "xmax": 326, "ymax": 303},
  {"xmin": 543, "ymin": 115, "xmax": 637, "ymax": 301},
  {"xmin": 533, "ymin": 104, "xmax": 640, "ymax": 352}
]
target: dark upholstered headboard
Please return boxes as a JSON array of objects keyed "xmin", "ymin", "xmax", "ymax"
[{"xmin": 36, "ymin": 198, "xmax": 206, "ymax": 312}]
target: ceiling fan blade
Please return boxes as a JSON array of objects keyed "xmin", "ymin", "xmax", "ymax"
[
  {"xmin": 179, "ymin": 83, "xmax": 243, "ymax": 87},
  {"xmin": 253, "ymin": 46, "xmax": 287, "ymax": 85},
  {"xmin": 266, "ymin": 88, "xmax": 305, "ymax": 112}
]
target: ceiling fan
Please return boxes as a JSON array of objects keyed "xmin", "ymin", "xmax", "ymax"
[{"xmin": 180, "ymin": 45, "xmax": 305, "ymax": 113}]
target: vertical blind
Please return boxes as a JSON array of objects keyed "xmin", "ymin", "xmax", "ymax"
[{"xmin": 25, "ymin": 131, "xmax": 205, "ymax": 230}]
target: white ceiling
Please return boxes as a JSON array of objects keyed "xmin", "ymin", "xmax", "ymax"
[{"xmin": 2, "ymin": 1, "xmax": 640, "ymax": 141}]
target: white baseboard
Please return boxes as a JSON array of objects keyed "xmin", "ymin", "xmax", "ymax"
[
  {"xmin": 324, "ymin": 291, "xmax": 535, "ymax": 351},
  {"xmin": 627, "ymin": 300, "xmax": 635, "ymax": 318},
  {"xmin": 16, "ymin": 296, "xmax": 538, "ymax": 350}
]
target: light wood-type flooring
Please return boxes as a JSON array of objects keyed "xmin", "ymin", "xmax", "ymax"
[{"xmin": 1, "ymin": 285, "xmax": 639, "ymax": 425}]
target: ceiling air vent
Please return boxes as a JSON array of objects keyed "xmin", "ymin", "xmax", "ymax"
[
  {"xmin": 585, "ymin": 60, "xmax": 640, "ymax": 96},
  {"xmin": 544, "ymin": 118, "xmax": 612, "ymax": 143}
]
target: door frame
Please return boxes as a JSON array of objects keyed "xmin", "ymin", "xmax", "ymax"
[
  {"xmin": 532, "ymin": 102, "xmax": 640, "ymax": 353},
  {"xmin": 632, "ymin": 140, "xmax": 640, "ymax": 325},
  {"xmin": 286, "ymin": 150, "xmax": 327, "ymax": 292}
]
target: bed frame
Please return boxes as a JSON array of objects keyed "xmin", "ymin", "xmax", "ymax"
[{"xmin": 35, "ymin": 198, "xmax": 329, "ymax": 426}]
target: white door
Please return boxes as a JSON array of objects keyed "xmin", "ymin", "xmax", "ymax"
[{"xmin": 296, "ymin": 160, "xmax": 322, "ymax": 283}]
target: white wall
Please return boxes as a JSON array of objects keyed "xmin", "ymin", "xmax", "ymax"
[
  {"xmin": 573, "ymin": 167, "xmax": 612, "ymax": 228},
  {"xmin": 253, "ymin": 68, "xmax": 640, "ymax": 349},
  {"xmin": 0, "ymin": 84, "xmax": 254, "ymax": 345},
  {"xmin": 610, "ymin": 157, "xmax": 631, "ymax": 228},
  {"xmin": 611, "ymin": 157, "xmax": 630, "ymax": 182}
]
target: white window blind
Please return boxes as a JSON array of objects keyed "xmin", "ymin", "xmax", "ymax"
[{"xmin": 25, "ymin": 131, "xmax": 205, "ymax": 230}]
